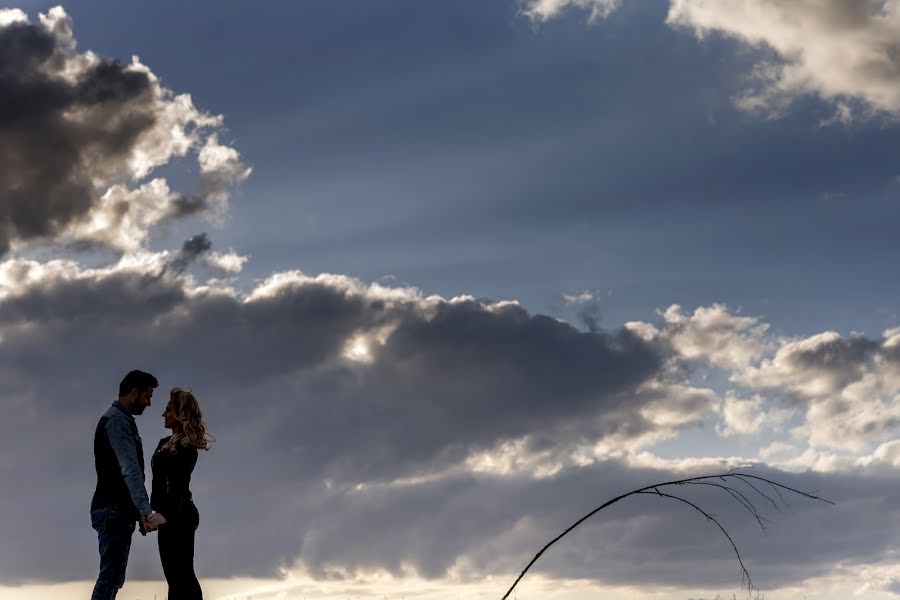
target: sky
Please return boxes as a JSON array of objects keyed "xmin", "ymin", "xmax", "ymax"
[{"xmin": 1, "ymin": 1, "xmax": 899, "ymax": 599}]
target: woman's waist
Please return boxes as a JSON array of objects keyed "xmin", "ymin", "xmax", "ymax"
[{"xmin": 151, "ymin": 491, "xmax": 194, "ymax": 508}]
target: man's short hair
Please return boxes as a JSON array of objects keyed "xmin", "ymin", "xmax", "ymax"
[{"xmin": 119, "ymin": 370, "xmax": 159, "ymax": 397}]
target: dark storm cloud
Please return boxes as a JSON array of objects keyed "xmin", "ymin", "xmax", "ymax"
[
  {"xmin": 0, "ymin": 267, "xmax": 665, "ymax": 581},
  {"xmin": 247, "ymin": 298, "xmax": 666, "ymax": 488},
  {"xmin": 166, "ymin": 232, "xmax": 213, "ymax": 275},
  {"xmin": 0, "ymin": 267, "xmax": 663, "ymax": 466},
  {"xmin": 361, "ymin": 298, "xmax": 659, "ymax": 450},
  {"xmin": 0, "ymin": 8, "xmax": 248, "ymax": 255},
  {"xmin": 0, "ymin": 14, "xmax": 153, "ymax": 253}
]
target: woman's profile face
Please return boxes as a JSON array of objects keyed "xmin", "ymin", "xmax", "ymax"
[{"xmin": 163, "ymin": 401, "xmax": 177, "ymax": 430}]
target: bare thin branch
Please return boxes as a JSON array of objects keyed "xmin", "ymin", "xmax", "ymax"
[
  {"xmin": 686, "ymin": 481, "xmax": 772, "ymax": 533},
  {"xmin": 729, "ymin": 474, "xmax": 782, "ymax": 512},
  {"xmin": 734, "ymin": 473, "xmax": 835, "ymax": 506},
  {"xmin": 636, "ymin": 489, "xmax": 754, "ymax": 591},
  {"xmin": 499, "ymin": 469, "xmax": 833, "ymax": 600}
]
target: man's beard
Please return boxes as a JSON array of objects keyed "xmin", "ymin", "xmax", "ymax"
[{"xmin": 132, "ymin": 401, "xmax": 146, "ymax": 415}]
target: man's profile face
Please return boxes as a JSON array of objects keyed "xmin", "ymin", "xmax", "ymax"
[{"xmin": 131, "ymin": 387, "xmax": 153, "ymax": 415}]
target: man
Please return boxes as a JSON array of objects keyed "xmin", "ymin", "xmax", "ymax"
[{"xmin": 90, "ymin": 370, "xmax": 167, "ymax": 599}]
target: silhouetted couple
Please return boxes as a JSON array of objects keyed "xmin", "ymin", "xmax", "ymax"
[{"xmin": 90, "ymin": 370, "xmax": 212, "ymax": 599}]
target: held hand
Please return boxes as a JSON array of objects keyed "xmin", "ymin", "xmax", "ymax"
[
  {"xmin": 141, "ymin": 514, "xmax": 157, "ymax": 533},
  {"xmin": 147, "ymin": 512, "xmax": 167, "ymax": 528}
]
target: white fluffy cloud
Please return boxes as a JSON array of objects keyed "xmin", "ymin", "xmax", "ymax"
[
  {"xmin": 717, "ymin": 391, "xmax": 793, "ymax": 437},
  {"xmin": 525, "ymin": 0, "xmax": 900, "ymax": 119},
  {"xmin": 522, "ymin": 0, "xmax": 622, "ymax": 22},
  {"xmin": 625, "ymin": 304, "xmax": 900, "ymax": 456},
  {"xmin": 629, "ymin": 303, "xmax": 772, "ymax": 370},
  {"xmin": 666, "ymin": 0, "xmax": 900, "ymax": 118},
  {"xmin": 735, "ymin": 329, "xmax": 900, "ymax": 452}
]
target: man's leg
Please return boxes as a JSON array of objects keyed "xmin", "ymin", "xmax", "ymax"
[{"xmin": 91, "ymin": 507, "xmax": 135, "ymax": 600}]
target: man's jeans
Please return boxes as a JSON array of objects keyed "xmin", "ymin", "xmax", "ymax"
[{"xmin": 91, "ymin": 505, "xmax": 136, "ymax": 600}]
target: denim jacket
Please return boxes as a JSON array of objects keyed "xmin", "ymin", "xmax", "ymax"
[{"xmin": 92, "ymin": 401, "xmax": 151, "ymax": 517}]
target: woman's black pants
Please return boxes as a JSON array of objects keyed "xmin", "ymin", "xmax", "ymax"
[{"xmin": 158, "ymin": 520, "xmax": 203, "ymax": 600}]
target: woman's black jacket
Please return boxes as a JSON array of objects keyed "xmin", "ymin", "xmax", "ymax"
[{"xmin": 151, "ymin": 436, "xmax": 199, "ymax": 528}]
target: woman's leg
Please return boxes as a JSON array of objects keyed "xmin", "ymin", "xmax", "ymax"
[
  {"xmin": 159, "ymin": 523, "xmax": 202, "ymax": 600},
  {"xmin": 157, "ymin": 524, "xmax": 179, "ymax": 598},
  {"xmin": 180, "ymin": 523, "xmax": 203, "ymax": 599}
]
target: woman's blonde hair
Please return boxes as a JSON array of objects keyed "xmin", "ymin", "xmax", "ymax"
[{"xmin": 163, "ymin": 387, "xmax": 214, "ymax": 453}]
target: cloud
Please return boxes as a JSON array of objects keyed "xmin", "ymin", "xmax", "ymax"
[
  {"xmin": 524, "ymin": 0, "xmax": 900, "ymax": 119},
  {"xmin": 0, "ymin": 257, "xmax": 896, "ymax": 589},
  {"xmin": 717, "ymin": 391, "xmax": 792, "ymax": 437},
  {"xmin": 563, "ymin": 290, "xmax": 605, "ymax": 333},
  {"xmin": 292, "ymin": 462, "xmax": 898, "ymax": 590},
  {"xmin": 635, "ymin": 303, "xmax": 773, "ymax": 371},
  {"xmin": 619, "ymin": 304, "xmax": 900, "ymax": 458},
  {"xmin": 735, "ymin": 329, "xmax": 900, "ymax": 452},
  {"xmin": 0, "ymin": 259, "xmax": 683, "ymax": 581},
  {"xmin": 205, "ymin": 248, "xmax": 248, "ymax": 274},
  {"xmin": 522, "ymin": 0, "xmax": 622, "ymax": 22},
  {"xmin": 889, "ymin": 577, "xmax": 900, "ymax": 595},
  {"xmin": 666, "ymin": 0, "xmax": 900, "ymax": 118},
  {"xmin": 162, "ymin": 233, "xmax": 248, "ymax": 278},
  {"xmin": 165, "ymin": 233, "xmax": 213, "ymax": 275},
  {"xmin": 0, "ymin": 7, "xmax": 248, "ymax": 256},
  {"xmin": 0, "ymin": 264, "xmax": 666, "ymax": 474}
]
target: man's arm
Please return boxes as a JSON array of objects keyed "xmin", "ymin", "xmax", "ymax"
[{"xmin": 105, "ymin": 415, "xmax": 152, "ymax": 517}]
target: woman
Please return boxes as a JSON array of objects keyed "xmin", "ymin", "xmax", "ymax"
[{"xmin": 151, "ymin": 387, "xmax": 212, "ymax": 600}]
